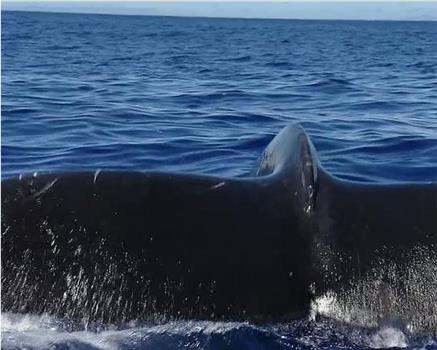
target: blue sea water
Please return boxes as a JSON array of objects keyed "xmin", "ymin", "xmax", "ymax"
[
  {"xmin": 1, "ymin": 10, "xmax": 437, "ymax": 350},
  {"xmin": 3, "ymin": 11, "xmax": 437, "ymax": 182}
]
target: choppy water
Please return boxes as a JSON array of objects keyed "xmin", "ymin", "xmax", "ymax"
[
  {"xmin": 2, "ymin": 10, "xmax": 437, "ymax": 350},
  {"xmin": 5, "ymin": 312, "xmax": 437, "ymax": 350}
]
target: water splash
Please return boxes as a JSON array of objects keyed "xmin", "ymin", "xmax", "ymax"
[
  {"xmin": 312, "ymin": 245, "xmax": 437, "ymax": 335},
  {"xmin": 4, "ymin": 312, "xmax": 436, "ymax": 350}
]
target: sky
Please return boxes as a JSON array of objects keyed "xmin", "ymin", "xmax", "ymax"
[{"xmin": 3, "ymin": 1, "xmax": 437, "ymax": 21}]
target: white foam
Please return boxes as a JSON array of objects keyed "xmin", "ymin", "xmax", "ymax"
[
  {"xmin": 0, "ymin": 312, "xmax": 247, "ymax": 350},
  {"xmin": 367, "ymin": 326, "xmax": 408, "ymax": 349}
]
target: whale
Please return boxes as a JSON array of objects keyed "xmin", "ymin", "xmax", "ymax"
[{"xmin": 2, "ymin": 123, "xmax": 436, "ymax": 324}]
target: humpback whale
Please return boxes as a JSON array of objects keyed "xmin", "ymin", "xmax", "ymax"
[{"xmin": 2, "ymin": 124, "xmax": 436, "ymax": 324}]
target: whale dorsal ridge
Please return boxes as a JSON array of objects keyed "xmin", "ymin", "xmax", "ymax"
[{"xmin": 254, "ymin": 124, "xmax": 319, "ymax": 216}]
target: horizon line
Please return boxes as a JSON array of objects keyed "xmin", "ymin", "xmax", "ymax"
[{"xmin": 3, "ymin": 9, "xmax": 437, "ymax": 22}]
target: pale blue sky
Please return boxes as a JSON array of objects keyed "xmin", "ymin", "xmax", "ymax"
[{"xmin": 3, "ymin": 1, "xmax": 437, "ymax": 21}]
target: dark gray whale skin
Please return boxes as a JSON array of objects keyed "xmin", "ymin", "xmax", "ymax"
[{"xmin": 2, "ymin": 124, "xmax": 436, "ymax": 323}]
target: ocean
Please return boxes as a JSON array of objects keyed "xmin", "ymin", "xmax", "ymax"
[{"xmin": 2, "ymin": 10, "xmax": 437, "ymax": 349}]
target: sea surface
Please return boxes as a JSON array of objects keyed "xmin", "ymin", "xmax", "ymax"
[{"xmin": 2, "ymin": 10, "xmax": 437, "ymax": 350}]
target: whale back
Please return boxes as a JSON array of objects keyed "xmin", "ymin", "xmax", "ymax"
[{"xmin": 254, "ymin": 124, "xmax": 320, "ymax": 218}]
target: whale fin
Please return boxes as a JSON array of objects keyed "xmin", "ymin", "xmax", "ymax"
[{"xmin": 254, "ymin": 124, "xmax": 319, "ymax": 217}]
